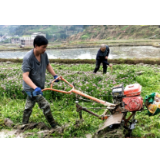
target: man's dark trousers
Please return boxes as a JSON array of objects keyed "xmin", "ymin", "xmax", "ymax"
[{"xmin": 93, "ymin": 59, "xmax": 108, "ymax": 74}]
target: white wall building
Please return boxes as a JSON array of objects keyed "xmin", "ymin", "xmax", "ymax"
[
  {"xmin": 31, "ymin": 32, "xmax": 46, "ymax": 40},
  {"xmin": 20, "ymin": 32, "xmax": 46, "ymax": 47}
]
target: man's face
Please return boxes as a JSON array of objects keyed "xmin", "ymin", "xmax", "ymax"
[
  {"xmin": 100, "ymin": 47, "xmax": 106, "ymax": 52},
  {"xmin": 35, "ymin": 45, "xmax": 48, "ymax": 54}
]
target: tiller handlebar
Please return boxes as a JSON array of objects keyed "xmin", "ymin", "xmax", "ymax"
[
  {"xmin": 42, "ymin": 76, "xmax": 117, "ymax": 120},
  {"xmin": 42, "ymin": 76, "xmax": 116, "ymax": 108}
]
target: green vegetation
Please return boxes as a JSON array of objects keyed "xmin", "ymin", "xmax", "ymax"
[
  {"xmin": 0, "ymin": 25, "xmax": 19, "ymax": 35},
  {"xmin": 121, "ymin": 25, "xmax": 129, "ymax": 31},
  {"xmin": 12, "ymin": 25, "xmax": 84, "ymax": 41},
  {"xmin": 81, "ymin": 35, "xmax": 89, "ymax": 39},
  {"xmin": 68, "ymin": 25, "xmax": 160, "ymax": 41},
  {"xmin": 2, "ymin": 58, "xmax": 160, "ymax": 65},
  {"xmin": 1, "ymin": 62, "xmax": 160, "ymax": 137},
  {"xmin": 2, "ymin": 25, "xmax": 160, "ymax": 45},
  {"xmin": 2, "ymin": 38, "xmax": 160, "ymax": 51}
]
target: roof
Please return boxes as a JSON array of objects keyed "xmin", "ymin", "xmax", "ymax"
[
  {"xmin": 22, "ymin": 35, "xmax": 30, "ymax": 37},
  {"xmin": 32, "ymin": 32, "xmax": 45, "ymax": 35}
]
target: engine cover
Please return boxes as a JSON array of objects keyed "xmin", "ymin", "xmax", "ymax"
[{"xmin": 123, "ymin": 96, "xmax": 143, "ymax": 111}]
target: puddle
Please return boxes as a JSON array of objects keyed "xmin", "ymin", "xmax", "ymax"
[
  {"xmin": 0, "ymin": 129, "xmax": 23, "ymax": 138},
  {"xmin": 86, "ymin": 134, "xmax": 92, "ymax": 138}
]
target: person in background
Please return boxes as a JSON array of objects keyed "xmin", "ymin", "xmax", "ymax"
[
  {"xmin": 93, "ymin": 44, "xmax": 112, "ymax": 74},
  {"xmin": 22, "ymin": 35, "xmax": 59, "ymax": 128}
]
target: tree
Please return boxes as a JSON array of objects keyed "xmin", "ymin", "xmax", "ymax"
[
  {"xmin": 60, "ymin": 33, "xmax": 67, "ymax": 39},
  {"xmin": 46, "ymin": 33, "xmax": 52, "ymax": 40},
  {"xmin": 83, "ymin": 25, "xmax": 90, "ymax": 29}
]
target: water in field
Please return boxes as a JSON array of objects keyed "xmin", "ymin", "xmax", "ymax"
[
  {"xmin": 0, "ymin": 129, "xmax": 23, "ymax": 138},
  {"xmin": 0, "ymin": 46, "xmax": 160, "ymax": 59}
]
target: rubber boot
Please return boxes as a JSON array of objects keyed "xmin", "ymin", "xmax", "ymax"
[
  {"xmin": 36, "ymin": 95, "xmax": 57, "ymax": 128},
  {"xmin": 22, "ymin": 109, "xmax": 32, "ymax": 124},
  {"xmin": 22, "ymin": 95, "xmax": 36, "ymax": 124},
  {"xmin": 44, "ymin": 111, "xmax": 57, "ymax": 128}
]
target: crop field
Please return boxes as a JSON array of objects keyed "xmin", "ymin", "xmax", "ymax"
[{"xmin": 1, "ymin": 62, "xmax": 160, "ymax": 137}]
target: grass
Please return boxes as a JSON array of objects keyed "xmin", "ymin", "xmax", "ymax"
[
  {"xmin": 121, "ymin": 26, "xmax": 129, "ymax": 31},
  {"xmin": 1, "ymin": 62, "xmax": 160, "ymax": 137},
  {"xmin": 3, "ymin": 58, "xmax": 160, "ymax": 65}
]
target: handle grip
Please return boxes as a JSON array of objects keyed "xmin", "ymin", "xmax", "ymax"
[{"xmin": 42, "ymin": 76, "xmax": 74, "ymax": 94}]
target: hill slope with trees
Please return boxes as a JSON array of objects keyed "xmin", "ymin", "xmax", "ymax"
[
  {"xmin": 67, "ymin": 25, "xmax": 160, "ymax": 41},
  {"xmin": 0, "ymin": 25, "xmax": 20, "ymax": 36},
  {"xmin": 12, "ymin": 25, "xmax": 84, "ymax": 41}
]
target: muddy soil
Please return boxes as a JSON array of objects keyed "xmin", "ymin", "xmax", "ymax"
[
  {"xmin": 0, "ymin": 120, "xmax": 67, "ymax": 138},
  {"xmin": 0, "ymin": 118, "xmax": 129, "ymax": 138},
  {"xmin": 93, "ymin": 126, "xmax": 125, "ymax": 138}
]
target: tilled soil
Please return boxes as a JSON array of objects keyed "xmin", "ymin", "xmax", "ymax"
[
  {"xmin": 1, "ymin": 119, "xmax": 128, "ymax": 138},
  {"xmin": 1, "ymin": 118, "xmax": 68, "ymax": 138}
]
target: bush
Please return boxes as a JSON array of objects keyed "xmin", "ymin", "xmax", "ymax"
[{"xmin": 81, "ymin": 34, "xmax": 90, "ymax": 40}]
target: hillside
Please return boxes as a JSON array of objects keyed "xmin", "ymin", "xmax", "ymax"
[
  {"xmin": 67, "ymin": 25, "xmax": 160, "ymax": 41},
  {"xmin": 12, "ymin": 25, "xmax": 84, "ymax": 40},
  {"xmin": 2, "ymin": 25, "xmax": 160, "ymax": 41},
  {"xmin": 0, "ymin": 25, "xmax": 20, "ymax": 35}
]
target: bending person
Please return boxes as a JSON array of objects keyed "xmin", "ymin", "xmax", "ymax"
[{"xmin": 93, "ymin": 44, "xmax": 112, "ymax": 74}]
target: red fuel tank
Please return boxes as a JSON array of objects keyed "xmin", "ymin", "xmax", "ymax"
[{"xmin": 124, "ymin": 84, "xmax": 142, "ymax": 96}]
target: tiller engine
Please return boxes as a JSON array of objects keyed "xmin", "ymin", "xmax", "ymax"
[
  {"xmin": 42, "ymin": 76, "xmax": 143, "ymax": 137},
  {"xmin": 109, "ymin": 83, "xmax": 143, "ymax": 135}
]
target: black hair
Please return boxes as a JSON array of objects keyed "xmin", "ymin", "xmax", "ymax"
[{"xmin": 33, "ymin": 35, "xmax": 48, "ymax": 47}]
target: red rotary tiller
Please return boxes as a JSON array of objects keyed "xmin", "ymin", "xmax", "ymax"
[{"xmin": 42, "ymin": 76, "xmax": 143, "ymax": 136}]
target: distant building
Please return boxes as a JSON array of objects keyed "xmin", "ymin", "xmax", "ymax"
[
  {"xmin": 11, "ymin": 36, "xmax": 20, "ymax": 44},
  {"xmin": 11, "ymin": 37, "xmax": 20, "ymax": 44},
  {"xmin": 20, "ymin": 32, "xmax": 46, "ymax": 47},
  {"xmin": 31, "ymin": 32, "xmax": 46, "ymax": 40},
  {"xmin": 20, "ymin": 36, "xmax": 32, "ymax": 46},
  {"xmin": 6, "ymin": 36, "xmax": 11, "ymax": 39}
]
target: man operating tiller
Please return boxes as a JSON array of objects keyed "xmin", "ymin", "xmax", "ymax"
[{"xmin": 22, "ymin": 35, "xmax": 59, "ymax": 128}]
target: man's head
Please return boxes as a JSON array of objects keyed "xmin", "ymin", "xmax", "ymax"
[
  {"xmin": 33, "ymin": 35, "xmax": 48, "ymax": 54},
  {"xmin": 100, "ymin": 44, "xmax": 106, "ymax": 52}
]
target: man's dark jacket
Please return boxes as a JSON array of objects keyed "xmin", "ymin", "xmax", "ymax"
[{"xmin": 96, "ymin": 46, "xmax": 110, "ymax": 65}]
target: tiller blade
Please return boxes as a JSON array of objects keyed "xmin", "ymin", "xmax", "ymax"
[{"xmin": 97, "ymin": 112, "xmax": 124, "ymax": 133}]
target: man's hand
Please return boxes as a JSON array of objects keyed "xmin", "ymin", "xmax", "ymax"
[
  {"xmin": 54, "ymin": 75, "xmax": 59, "ymax": 82},
  {"xmin": 32, "ymin": 87, "xmax": 43, "ymax": 96},
  {"xmin": 105, "ymin": 56, "xmax": 108, "ymax": 59}
]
